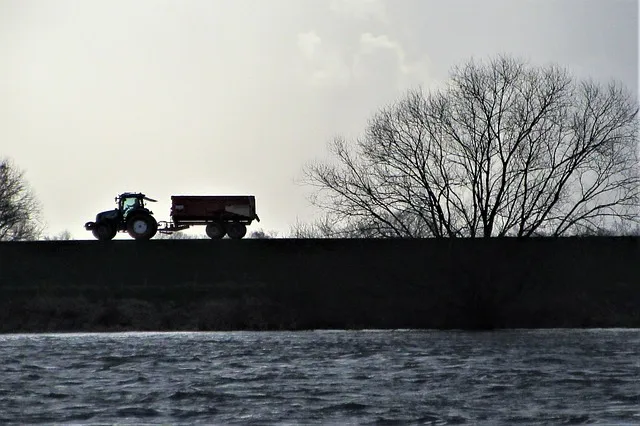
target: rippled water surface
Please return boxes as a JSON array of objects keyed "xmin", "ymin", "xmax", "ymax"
[{"xmin": 1, "ymin": 330, "xmax": 639, "ymax": 424}]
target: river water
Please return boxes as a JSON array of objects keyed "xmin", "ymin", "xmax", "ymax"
[{"xmin": 0, "ymin": 330, "xmax": 638, "ymax": 425}]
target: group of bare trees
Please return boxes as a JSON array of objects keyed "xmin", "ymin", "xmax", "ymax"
[
  {"xmin": 0, "ymin": 158, "xmax": 42, "ymax": 241},
  {"xmin": 303, "ymin": 55, "xmax": 639, "ymax": 238}
]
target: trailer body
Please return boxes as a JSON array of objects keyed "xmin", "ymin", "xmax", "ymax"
[
  {"xmin": 165, "ymin": 195, "xmax": 260, "ymax": 239},
  {"xmin": 170, "ymin": 195, "xmax": 258, "ymax": 225}
]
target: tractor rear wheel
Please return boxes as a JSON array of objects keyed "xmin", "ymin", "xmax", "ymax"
[
  {"xmin": 205, "ymin": 222, "xmax": 225, "ymax": 239},
  {"xmin": 226, "ymin": 222, "xmax": 247, "ymax": 239},
  {"xmin": 127, "ymin": 214, "xmax": 157, "ymax": 240}
]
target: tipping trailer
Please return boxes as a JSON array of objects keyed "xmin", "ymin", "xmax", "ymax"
[{"xmin": 84, "ymin": 192, "xmax": 260, "ymax": 241}]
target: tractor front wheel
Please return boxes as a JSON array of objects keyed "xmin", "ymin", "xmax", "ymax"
[
  {"xmin": 92, "ymin": 222, "xmax": 116, "ymax": 241},
  {"xmin": 127, "ymin": 214, "xmax": 157, "ymax": 240}
]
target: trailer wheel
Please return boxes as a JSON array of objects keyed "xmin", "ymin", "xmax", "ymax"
[
  {"xmin": 127, "ymin": 214, "xmax": 157, "ymax": 240},
  {"xmin": 92, "ymin": 222, "xmax": 115, "ymax": 241},
  {"xmin": 206, "ymin": 222, "xmax": 225, "ymax": 239},
  {"xmin": 226, "ymin": 222, "xmax": 247, "ymax": 239}
]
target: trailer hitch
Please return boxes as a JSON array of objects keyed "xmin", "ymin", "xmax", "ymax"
[{"xmin": 156, "ymin": 221, "xmax": 190, "ymax": 234}]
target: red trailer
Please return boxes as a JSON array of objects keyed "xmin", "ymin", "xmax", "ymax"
[
  {"xmin": 85, "ymin": 192, "xmax": 260, "ymax": 240},
  {"xmin": 164, "ymin": 195, "xmax": 260, "ymax": 239}
]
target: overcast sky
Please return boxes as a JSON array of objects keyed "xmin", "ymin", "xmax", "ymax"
[{"xmin": 1, "ymin": 0, "xmax": 638, "ymax": 238}]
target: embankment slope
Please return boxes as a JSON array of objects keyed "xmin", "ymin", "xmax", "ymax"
[{"xmin": 0, "ymin": 237, "xmax": 638, "ymax": 332}]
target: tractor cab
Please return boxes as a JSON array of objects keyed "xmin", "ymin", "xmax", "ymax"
[{"xmin": 116, "ymin": 192, "xmax": 156, "ymax": 218}]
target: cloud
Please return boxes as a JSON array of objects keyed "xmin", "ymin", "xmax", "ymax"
[
  {"xmin": 359, "ymin": 32, "xmax": 396, "ymax": 51},
  {"xmin": 297, "ymin": 31, "xmax": 322, "ymax": 60},
  {"xmin": 354, "ymin": 33, "xmax": 430, "ymax": 82},
  {"xmin": 295, "ymin": 31, "xmax": 351, "ymax": 86},
  {"xmin": 328, "ymin": 0, "xmax": 388, "ymax": 23},
  {"xmin": 294, "ymin": 1, "xmax": 432, "ymax": 88},
  {"xmin": 295, "ymin": 29, "xmax": 431, "ymax": 90}
]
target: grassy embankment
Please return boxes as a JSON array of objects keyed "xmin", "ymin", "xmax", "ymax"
[{"xmin": 0, "ymin": 237, "xmax": 638, "ymax": 332}]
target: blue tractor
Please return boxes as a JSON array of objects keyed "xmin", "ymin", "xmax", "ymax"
[{"xmin": 84, "ymin": 192, "xmax": 158, "ymax": 241}]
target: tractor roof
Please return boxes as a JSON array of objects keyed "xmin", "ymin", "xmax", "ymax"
[{"xmin": 117, "ymin": 192, "xmax": 157, "ymax": 202}]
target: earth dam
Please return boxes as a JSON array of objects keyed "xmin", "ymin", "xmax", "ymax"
[{"xmin": 0, "ymin": 237, "xmax": 638, "ymax": 332}]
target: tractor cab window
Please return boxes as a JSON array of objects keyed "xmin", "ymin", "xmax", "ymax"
[{"xmin": 121, "ymin": 197, "xmax": 141, "ymax": 217}]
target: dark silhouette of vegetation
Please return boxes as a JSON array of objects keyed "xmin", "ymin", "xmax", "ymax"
[
  {"xmin": 248, "ymin": 228, "xmax": 279, "ymax": 239},
  {"xmin": 155, "ymin": 230, "xmax": 278, "ymax": 239},
  {"xmin": 304, "ymin": 55, "xmax": 640, "ymax": 237},
  {"xmin": 0, "ymin": 157, "xmax": 42, "ymax": 241},
  {"xmin": 288, "ymin": 216, "xmax": 334, "ymax": 238},
  {"xmin": 155, "ymin": 231, "xmax": 207, "ymax": 239},
  {"xmin": 43, "ymin": 230, "xmax": 73, "ymax": 241}
]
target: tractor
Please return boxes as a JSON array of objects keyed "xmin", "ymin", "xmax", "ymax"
[
  {"xmin": 85, "ymin": 192, "xmax": 260, "ymax": 240},
  {"xmin": 85, "ymin": 192, "xmax": 158, "ymax": 241}
]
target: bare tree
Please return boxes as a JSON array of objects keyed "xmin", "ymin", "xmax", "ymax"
[
  {"xmin": 304, "ymin": 55, "xmax": 640, "ymax": 237},
  {"xmin": 0, "ymin": 158, "xmax": 43, "ymax": 241}
]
